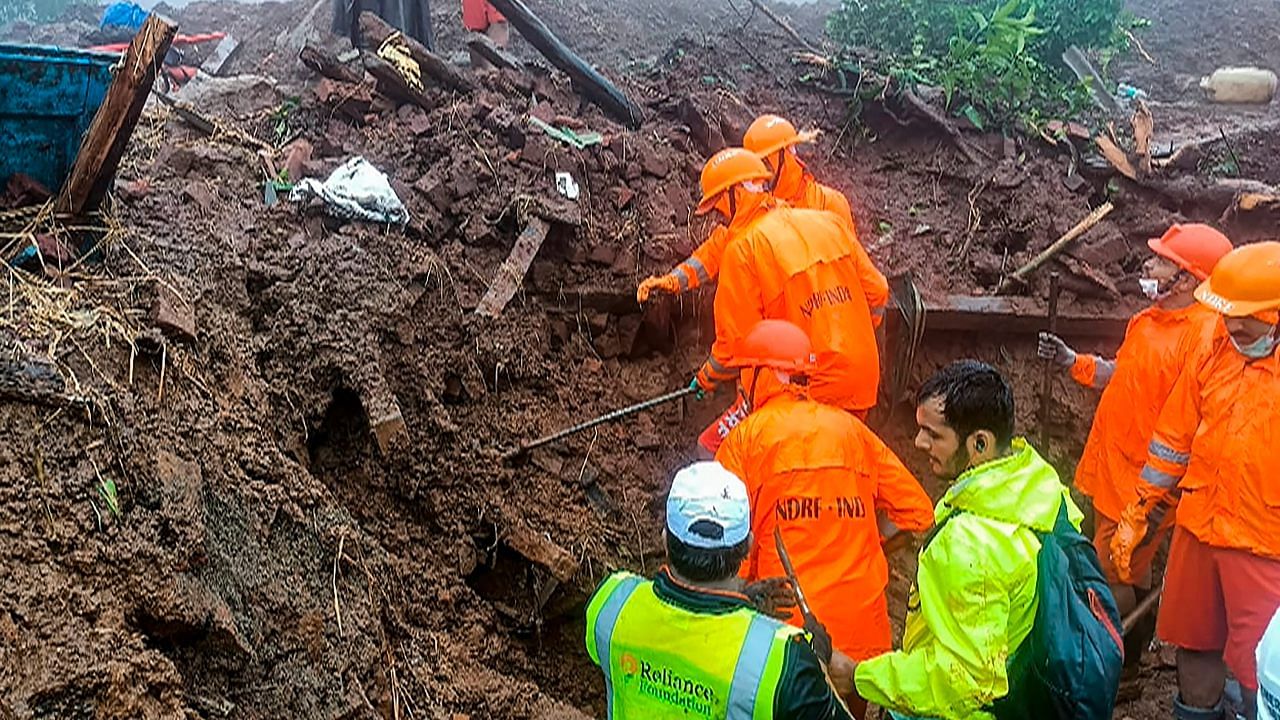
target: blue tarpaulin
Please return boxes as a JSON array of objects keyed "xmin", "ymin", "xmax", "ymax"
[
  {"xmin": 0, "ymin": 44, "xmax": 116, "ymax": 193},
  {"xmin": 100, "ymin": 2, "xmax": 148, "ymax": 31}
]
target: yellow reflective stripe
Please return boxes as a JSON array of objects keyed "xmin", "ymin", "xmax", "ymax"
[
  {"xmin": 727, "ymin": 615, "xmax": 776, "ymax": 718},
  {"xmin": 593, "ymin": 575, "xmax": 643, "ymax": 719}
]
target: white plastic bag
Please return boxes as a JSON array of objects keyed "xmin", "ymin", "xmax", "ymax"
[{"xmin": 290, "ymin": 156, "xmax": 409, "ymax": 225}]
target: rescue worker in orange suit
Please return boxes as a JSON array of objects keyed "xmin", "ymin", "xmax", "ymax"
[
  {"xmin": 1111, "ymin": 241, "xmax": 1280, "ymax": 720},
  {"xmin": 636, "ymin": 115, "xmax": 882, "ymax": 318},
  {"xmin": 685, "ymin": 148, "xmax": 887, "ymax": 451},
  {"xmin": 1036, "ymin": 224, "xmax": 1233, "ymax": 675},
  {"xmin": 715, "ymin": 319, "xmax": 935, "ymax": 719}
]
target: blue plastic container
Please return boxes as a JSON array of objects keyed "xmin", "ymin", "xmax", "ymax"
[{"xmin": 0, "ymin": 44, "xmax": 117, "ymax": 194}]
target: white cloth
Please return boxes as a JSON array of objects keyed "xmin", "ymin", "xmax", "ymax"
[{"xmin": 289, "ymin": 157, "xmax": 409, "ymax": 225}]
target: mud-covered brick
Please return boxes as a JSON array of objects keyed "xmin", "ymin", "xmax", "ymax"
[
  {"xmin": 585, "ymin": 310, "xmax": 610, "ymax": 334},
  {"xmin": 639, "ymin": 143, "xmax": 671, "ymax": 178},
  {"xmin": 281, "ymin": 139, "xmax": 313, "ymax": 183},
  {"xmin": 503, "ymin": 524, "xmax": 579, "ymax": 582},
  {"xmin": 593, "ymin": 325, "xmax": 621, "ymax": 358},
  {"xmin": 624, "ymin": 160, "xmax": 643, "ymax": 181},
  {"xmin": 610, "ymin": 248, "xmax": 637, "ymax": 277},
  {"xmin": 612, "ymin": 186, "xmax": 635, "ymax": 209},
  {"xmin": 547, "ymin": 317, "xmax": 571, "ymax": 348},
  {"xmin": 587, "ymin": 244, "xmax": 617, "ymax": 266},
  {"xmin": 414, "ymin": 175, "xmax": 453, "ymax": 213},
  {"xmin": 1069, "ymin": 223, "xmax": 1130, "ymax": 268},
  {"xmin": 452, "ymin": 169, "xmax": 479, "ymax": 199},
  {"xmin": 114, "ymin": 177, "xmax": 151, "ymax": 202},
  {"xmin": 150, "ymin": 287, "xmax": 197, "ymax": 344},
  {"xmin": 616, "ymin": 314, "xmax": 642, "ymax": 356},
  {"xmin": 181, "ymin": 181, "xmax": 216, "ymax": 211},
  {"xmin": 529, "ymin": 101, "xmax": 556, "ymax": 125}
]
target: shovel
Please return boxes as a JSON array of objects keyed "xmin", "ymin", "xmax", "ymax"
[{"xmin": 502, "ymin": 386, "xmax": 696, "ymax": 462}]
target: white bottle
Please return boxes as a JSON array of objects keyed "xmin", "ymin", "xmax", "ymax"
[{"xmin": 1199, "ymin": 67, "xmax": 1278, "ymax": 104}]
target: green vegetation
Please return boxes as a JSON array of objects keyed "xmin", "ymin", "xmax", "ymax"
[
  {"xmin": 828, "ymin": 0, "xmax": 1133, "ymax": 129},
  {"xmin": 97, "ymin": 476, "xmax": 121, "ymax": 517}
]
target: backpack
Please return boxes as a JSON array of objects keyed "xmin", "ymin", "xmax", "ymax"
[{"xmin": 926, "ymin": 502, "xmax": 1125, "ymax": 720}]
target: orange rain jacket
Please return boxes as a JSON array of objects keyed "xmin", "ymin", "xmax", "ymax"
[
  {"xmin": 1070, "ymin": 304, "xmax": 1221, "ymax": 521},
  {"xmin": 1134, "ymin": 326, "xmax": 1280, "ymax": 558},
  {"xmin": 773, "ymin": 163, "xmax": 856, "ymax": 231},
  {"xmin": 698, "ymin": 206, "xmax": 889, "ymax": 412},
  {"xmin": 670, "ymin": 174, "xmax": 859, "ymax": 294},
  {"xmin": 716, "ymin": 374, "xmax": 934, "ymax": 659}
]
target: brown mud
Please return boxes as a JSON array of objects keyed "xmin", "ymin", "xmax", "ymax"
[{"xmin": 0, "ymin": 0, "xmax": 1276, "ymax": 718}]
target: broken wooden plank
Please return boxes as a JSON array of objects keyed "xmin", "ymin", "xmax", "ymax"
[
  {"xmin": 362, "ymin": 53, "xmax": 433, "ymax": 109},
  {"xmin": 314, "ymin": 78, "xmax": 374, "ymax": 124},
  {"xmin": 299, "ymin": 43, "xmax": 364, "ymax": 84},
  {"xmin": 484, "ymin": 0, "xmax": 643, "ymax": 129},
  {"xmin": 354, "ymin": 362, "xmax": 410, "ymax": 456},
  {"xmin": 465, "ymin": 31, "xmax": 524, "ymax": 72},
  {"xmin": 504, "ymin": 524, "xmax": 579, "ymax": 582},
  {"xmin": 918, "ymin": 295, "xmax": 1131, "ymax": 338},
  {"xmin": 0, "ymin": 356, "xmax": 69, "ymax": 406},
  {"xmin": 56, "ymin": 15, "xmax": 178, "ymax": 215},
  {"xmin": 476, "ymin": 217, "xmax": 551, "ymax": 318},
  {"xmin": 358, "ymin": 11, "xmax": 475, "ymax": 93},
  {"xmin": 998, "ymin": 202, "xmax": 1115, "ymax": 293}
]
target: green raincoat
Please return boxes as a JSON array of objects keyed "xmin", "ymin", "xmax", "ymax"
[{"xmin": 855, "ymin": 438, "xmax": 1083, "ymax": 720}]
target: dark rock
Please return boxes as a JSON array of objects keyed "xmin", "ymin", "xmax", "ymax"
[
  {"xmin": 612, "ymin": 186, "xmax": 635, "ymax": 209},
  {"xmin": 588, "ymin": 244, "xmax": 617, "ymax": 266}
]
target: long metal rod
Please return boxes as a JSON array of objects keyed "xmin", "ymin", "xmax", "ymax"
[
  {"xmin": 1123, "ymin": 584, "xmax": 1164, "ymax": 636},
  {"xmin": 503, "ymin": 386, "xmax": 696, "ymax": 460},
  {"xmin": 1038, "ymin": 272, "xmax": 1062, "ymax": 452}
]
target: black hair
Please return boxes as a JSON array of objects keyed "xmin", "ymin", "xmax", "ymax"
[
  {"xmin": 666, "ymin": 528, "xmax": 750, "ymax": 583},
  {"xmin": 917, "ymin": 360, "xmax": 1015, "ymax": 449}
]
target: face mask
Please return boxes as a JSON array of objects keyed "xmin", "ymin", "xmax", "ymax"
[
  {"xmin": 1232, "ymin": 327, "xmax": 1278, "ymax": 360},
  {"xmin": 1138, "ymin": 278, "xmax": 1160, "ymax": 300}
]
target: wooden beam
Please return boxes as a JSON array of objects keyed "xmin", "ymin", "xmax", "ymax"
[
  {"xmin": 362, "ymin": 53, "xmax": 433, "ymax": 109},
  {"xmin": 476, "ymin": 217, "xmax": 551, "ymax": 318},
  {"xmin": 299, "ymin": 43, "xmax": 363, "ymax": 84},
  {"xmin": 484, "ymin": 0, "xmax": 643, "ymax": 129},
  {"xmin": 56, "ymin": 15, "xmax": 177, "ymax": 215},
  {"xmin": 919, "ymin": 294, "xmax": 1131, "ymax": 339},
  {"xmin": 358, "ymin": 12, "xmax": 475, "ymax": 93},
  {"xmin": 465, "ymin": 31, "xmax": 524, "ymax": 72}
]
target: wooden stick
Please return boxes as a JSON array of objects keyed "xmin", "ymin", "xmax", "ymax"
[
  {"xmin": 465, "ymin": 31, "xmax": 524, "ymax": 72},
  {"xmin": 744, "ymin": 0, "xmax": 819, "ymax": 54},
  {"xmin": 1037, "ymin": 272, "xmax": 1061, "ymax": 452},
  {"xmin": 56, "ymin": 15, "xmax": 178, "ymax": 215},
  {"xmin": 358, "ymin": 12, "xmax": 475, "ymax": 93},
  {"xmin": 999, "ymin": 202, "xmax": 1115, "ymax": 292},
  {"xmin": 300, "ymin": 43, "xmax": 364, "ymax": 84},
  {"xmin": 484, "ymin": 0, "xmax": 644, "ymax": 129}
]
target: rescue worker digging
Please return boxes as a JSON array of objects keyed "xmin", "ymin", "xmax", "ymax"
[
  {"xmin": 684, "ymin": 148, "xmax": 887, "ymax": 451},
  {"xmin": 1037, "ymin": 223, "xmax": 1233, "ymax": 674},
  {"xmin": 714, "ymin": 319, "xmax": 934, "ymax": 718},
  {"xmin": 585, "ymin": 461, "xmax": 857, "ymax": 719},
  {"xmin": 1112, "ymin": 241, "xmax": 1280, "ymax": 720},
  {"xmin": 635, "ymin": 115, "xmax": 879, "ymax": 315}
]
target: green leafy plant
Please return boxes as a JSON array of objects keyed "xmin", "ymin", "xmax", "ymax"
[
  {"xmin": 829, "ymin": 0, "xmax": 1126, "ymax": 129},
  {"xmin": 97, "ymin": 476, "xmax": 121, "ymax": 517},
  {"xmin": 269, "ymin": 97, "xmax": 302, "ymax": 145}
]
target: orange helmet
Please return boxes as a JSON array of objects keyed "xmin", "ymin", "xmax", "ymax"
[
  {"xmin": 696, "ymin": 148, "xmax": 772, "ymax": 215},
  {"xmin": 1148, "ymin": 224, "xmax": 1234, "ymax": 281},
  {"xmin": 730, "ymin": 319, "xmax": 816, "ymax": 373},
  {"xmin": 743, "ymin": 114, "xmax": 819, "ymax": 160},
  {"xmin": 1195, "ymin": 241, "xmax": 1280, "ymax": 317}
]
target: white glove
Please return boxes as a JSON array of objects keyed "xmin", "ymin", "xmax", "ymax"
[{"xmin": 1038, "ymin": 332, "xmax": 1076, "ymax": 369}]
